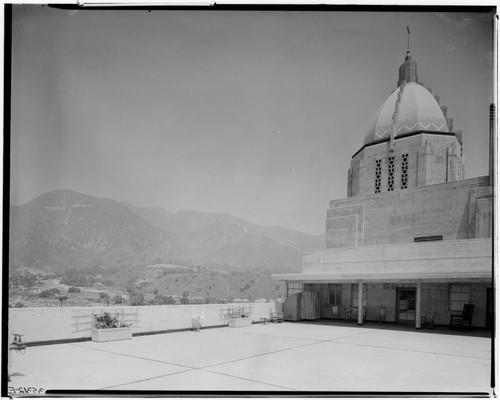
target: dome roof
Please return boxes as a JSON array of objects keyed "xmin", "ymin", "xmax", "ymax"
[{"xmin": 364, "ymin": 82, "xmax": 449, "ymax": 146}]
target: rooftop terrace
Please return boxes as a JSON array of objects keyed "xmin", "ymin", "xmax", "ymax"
[{"xmin": 7, "ymin": 321, "xmax": 493, "ymax": 395}]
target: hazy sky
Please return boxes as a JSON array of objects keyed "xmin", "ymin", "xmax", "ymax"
[{"xmin": 10, "ymin": 7, "xmax": 494, "ymax": 234}]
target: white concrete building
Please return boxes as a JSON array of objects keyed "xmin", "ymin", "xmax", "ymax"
[{"xmin": 273, "ymin": 49, "xmax": 493, "ymax": 329}]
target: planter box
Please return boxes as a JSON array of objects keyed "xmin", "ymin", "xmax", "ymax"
[
  {"xmin": 91, "ymin": 327, "xmax": 132, "ymax": 342},
  {"xmin": 228, "ymin": 317, "xmax": 252, "ymax": 328}
]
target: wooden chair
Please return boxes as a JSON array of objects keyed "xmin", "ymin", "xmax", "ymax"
[
  {"xmin": 343, "ymin": 307, "xmax": 352, "ymax": 321},
  {"xmin": 270, "ymin": 311, "xmax": 284, "ymax": 323},
  {"xmin": 450, "ymin": 304, "xmax": 474, "ymax": 330},
  {"xmin": 375, "ymin": 306, "xmax": 386, "ymax": 323}
]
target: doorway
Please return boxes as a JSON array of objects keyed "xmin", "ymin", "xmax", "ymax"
[{"xmin": 397, "ymin": 288, "xmax": 416, "ymax": 323}]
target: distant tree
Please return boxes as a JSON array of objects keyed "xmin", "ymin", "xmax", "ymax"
[
  {"xmin": 58, "ymin": 295, "xmax": 67, "ymax": 307},
  {"xmin": 182, "ymin": 291, "xmax": 189, "ymax": 298},
  {"xmin": 68, "ymin": 286, "xmax": 82, "ymax": 293},
  {"xmin": 154, "ymin": 294, "xmax": 176, "ymax": 305},
  {"xmin": 99, "ymin": 292, "xmax": 110, "ymax": 305},
  {"xmin": 204, "ymin": 296, "xmax": 217, "ymax": 304},
  {"xmin": 129, "ymin": 292, "xmax": 145, "ymax": 306},
  {"xmin": 19, "ymin": 271, "xmax": 37, "ymax": 288},
  {"xmin": 112, "ymin": 295, "xmax": 123, "ymax": 304},
  {"xmin": 38, "ymin": 289, "xmax": 52, "ymax": 298},
  {"xmin": 49, "ymin": 288, "xmax": 60, "ymax": 295},
  {"xmin": 179, "ymin": 296, "xmax": 189, "ymax": 305},
  {"xmin": 153, "ymin": 289, "xmax": 159, "ymax": 296}
]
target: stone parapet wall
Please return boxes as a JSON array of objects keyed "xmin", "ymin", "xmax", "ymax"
[
  {"xmin": 8, "ymin": 302, "xmax": 278, "ymax": 345},
  {"xmin": 302, "ymin": 238, "xmax": 492, "ymax": 279}
]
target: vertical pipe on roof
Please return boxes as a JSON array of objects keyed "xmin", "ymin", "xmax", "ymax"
[{"xmin": 489, "ymin": 103, "xmax": 495, "ymax": 186}]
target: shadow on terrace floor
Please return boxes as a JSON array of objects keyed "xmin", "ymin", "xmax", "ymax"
[{"xmin": 289, "ymin": 318, "xmax": 492, "ymax": 338}]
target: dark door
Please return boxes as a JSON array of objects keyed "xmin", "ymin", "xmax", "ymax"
[{"xmin": 397, "ymin": 288, "xmax": 416, "ymax": 323}]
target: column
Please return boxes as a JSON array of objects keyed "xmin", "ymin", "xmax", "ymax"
[
  {"xmin": 358, "ymin": 282, "xmax": 364, "ymax": 325},
  {"xmin": 415, "ymin": 282, "xmax": 422, "ymax": 329}
]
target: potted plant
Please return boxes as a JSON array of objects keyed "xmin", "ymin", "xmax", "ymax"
[
  {"xmin": 228, "ymin": 307, "xmax": 253, "ymax": 328},
  {"xmin": 91, "ymin": 311, "xmax": 132, "ymax": 342}
]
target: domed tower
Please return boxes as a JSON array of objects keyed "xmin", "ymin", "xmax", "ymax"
[{"xmin": 347, "ymin": 49, "xmax": 465, "ymax": 197}]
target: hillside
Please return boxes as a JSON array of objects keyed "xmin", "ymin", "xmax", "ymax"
[
  {"xmin": 10, "ymin": 189, "xmax": 324, "ymax": 276},
  {"xmin": 9, "ymin": 190, "xmax": 175, "ymax": 274}
]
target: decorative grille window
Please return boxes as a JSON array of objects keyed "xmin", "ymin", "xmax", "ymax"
[
  {"xmin": 388, "ymin": 156, "xmax": 395, "ymax": 191},
  {"xmin": 449, "ymin": 283, "xmax": 471, "ymax": 311},
  {"xmin": 401, "ymin": 153, "xmax": 409, "ymax": 189},
  {"xmin": 375, "ymin": 159, "xmax": 382, "ymax": 193}
]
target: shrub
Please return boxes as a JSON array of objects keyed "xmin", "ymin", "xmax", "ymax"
[
  {"xmin": 112, "ymin": 295, "xmax": 123, "ymax": 304},
  {"xmin": 154, "ymin": 294, "xmax": 176, "ymax": 305},
  {"xmin": 129, "ymin": 292, "xmax": 145, "ymax": 306},
  {"xmin": 93, "ymin": 311, "xmax": 130, "ymax": 329},
  {"xmin": 68, "ymin": 286, "xmax": 81, "ymax": 293},
  {"xmin": 179, "ymin": 296, "xmax": 189, "ymax": 305}
]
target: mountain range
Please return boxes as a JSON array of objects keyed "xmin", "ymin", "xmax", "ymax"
[{"xmin": 9, "ymin": 189, "xmax": 325, "ymax": 275}]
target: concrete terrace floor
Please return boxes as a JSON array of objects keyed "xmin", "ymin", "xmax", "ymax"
[{"xmin": 7, "ymin": 320, "xmax": 493, "ymax": 395}]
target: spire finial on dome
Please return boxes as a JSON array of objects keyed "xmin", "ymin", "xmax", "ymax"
[
  {"xmin": 397, "ymin": 26, "xmax": 418, "ymax": 87},
  {"xmin": 405, "ymin": 26, "xmax": 412, "ymax": 62}
]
